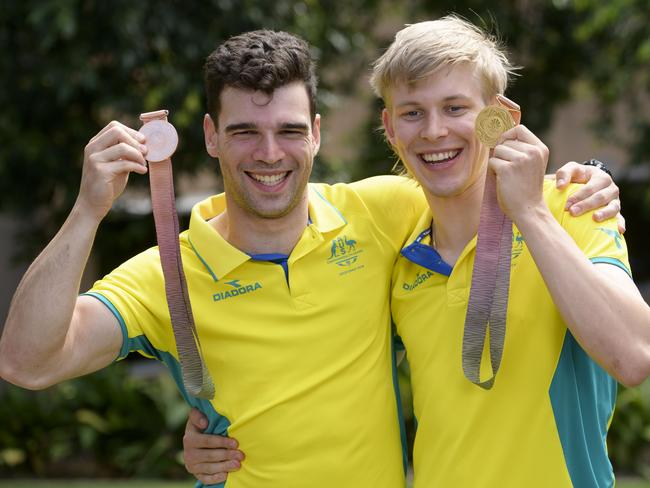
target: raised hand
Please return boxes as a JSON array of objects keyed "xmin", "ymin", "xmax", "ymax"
[
  {"xmin": 76, "ymin": 121, "xmax": 148, "ymax": 221},
  {"xmin": 488, "ymin": 124, "xmax": 549, "ymax": 223}
]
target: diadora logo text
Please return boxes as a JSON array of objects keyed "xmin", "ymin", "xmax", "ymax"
[
  {"xmin": 213, "ymin": 279, "xmax": 263, "ymax": 302},
  {"xmin": 402, "ymin": 271, "xmax": 434, "ymax": 291},
  {"xmin": 327, "ymin": 235, "xmax": 364, "ymax": 275}
]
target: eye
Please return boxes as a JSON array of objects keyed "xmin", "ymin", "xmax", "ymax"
[
  {"xmin": 400, "ymin": 109, "xmax": 422, "ymax": 120},
  {"xmin": 280, "ymin": 129, "xmax": 306, "ymax": 138},
  {"xmin": 446, "ymin": 105, "xmax": 467, "ymax": 115}
]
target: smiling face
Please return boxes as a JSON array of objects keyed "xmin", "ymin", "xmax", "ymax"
[
  {"xmin": 382, "ymin": 63, "xmax": 491, "ymax": 201},
  {"xmin": 204, "ymin": 82, "xmax": 320, "ymax": 220}
]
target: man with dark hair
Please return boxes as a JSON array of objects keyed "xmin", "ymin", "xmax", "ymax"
[
  {"xmin": 0, "ymin": 29, "xmax": 621, "ymax": 487},
  {"xmin": 204, "ymin": 30, "xmax": 318, "ymax": 122},
  {"xmin": 0, "ymin": 29, "xmax": 423, "ymax": 487}
]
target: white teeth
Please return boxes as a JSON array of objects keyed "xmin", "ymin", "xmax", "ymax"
[
  {"xmin": 249, "ymin": 172, "xmax": 288, "ymax": 185},
  {"xmin": 421, "ymin": 150, "xmax": 460, "ymax": 162}
]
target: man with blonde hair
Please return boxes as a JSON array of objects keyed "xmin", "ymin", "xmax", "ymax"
[
  {"xmin": 372, "ymin": 15, "xmax": 650, "ymax": 487},
  {"xmin": 180, "ymin": 21, "xmax": 644, "ymax": 488}
]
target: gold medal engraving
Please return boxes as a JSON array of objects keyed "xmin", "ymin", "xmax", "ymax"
[{"xmin": 475, "ymin": 106, "xmax": 516, "ymax": 148}]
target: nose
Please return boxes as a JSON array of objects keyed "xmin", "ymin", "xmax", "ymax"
[
  {"xmin": 420, "ymin": 112, "xmax": 448, "ymax": 140},
  {"xmin": 254, "ymin": 134, "xmax": 285, "ymax": 164}
]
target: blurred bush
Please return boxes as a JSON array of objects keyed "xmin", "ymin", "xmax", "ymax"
[
  {"xmin": 0, "ymin": 361, "xmax": 191, "ymax": 478},
  {"xmin": 2, "ymin": 361, "xmax": 647, "ymax": 478},
  {"xmin": 608, "ymin": 382, "xmax": 650, "ymax": 478}
]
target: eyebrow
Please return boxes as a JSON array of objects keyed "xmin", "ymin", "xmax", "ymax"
[
  {"xmin": 225, "ymin": 122, "xmax": 256, "ymax": 133},
  {"xmin": 442, "ymin": 94, "xmax": 471, "ymax": 101},
  {"xmin": 395, "ymin": 94, "xmax": 471, "ymax": 107},
  {"xmin": 224, "ymin": 122, "xmax": 310, "ymax": 133},
  {"xmin": 280, "ymin": 122, "xmax": 310, "ymax": 131}
]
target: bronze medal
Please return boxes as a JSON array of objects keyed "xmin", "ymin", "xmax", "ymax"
[{"xmin": 139, "ymin": 119, "xmax": 179, "ymax": 162}]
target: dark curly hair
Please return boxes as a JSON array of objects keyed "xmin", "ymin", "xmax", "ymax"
[{"xmin": 204, "ymin": 30, "xmax": 318, "ymax": 125}]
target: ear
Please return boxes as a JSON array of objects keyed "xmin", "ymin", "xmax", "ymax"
[
  {"xmin": 381, "ymin": 108, "xmax": 396, "ymax": 147},
  {"xmin": 311, "ymin": 114, "xmax": 321, "ymax": 156},
  {"xmin": 203, "ymin": 113, "xmax": 219, "ymax": 158}
]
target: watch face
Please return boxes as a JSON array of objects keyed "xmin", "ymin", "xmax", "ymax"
[{"xmin": 139, "ymin": 120, "xmax": 179, "ymax": 162}]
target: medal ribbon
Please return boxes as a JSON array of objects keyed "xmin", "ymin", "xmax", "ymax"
[
  {"xmin": 462, "ymin": 96, "xmax": 521, "ymax": 389},
  {"xmin": 140, "ymin": 110, "xmax": 215, "ymax": 399}
]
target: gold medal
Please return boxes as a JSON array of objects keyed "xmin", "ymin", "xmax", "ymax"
[{"xmin": 475, "ymin": 105, "xmax": 516, "ymax": 148}]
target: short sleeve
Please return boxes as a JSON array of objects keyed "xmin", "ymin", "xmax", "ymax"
[
  {"xmin": 558, "ymin": 185, "xmax": 631, "ymax": 276},
  {"xmin": 82, "ymin": 247, "xmax": 176, "ymax": 361}
]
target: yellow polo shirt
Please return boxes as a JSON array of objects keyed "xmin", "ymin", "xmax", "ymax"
[
  {"xmin": 86, "ymin": 176, "xmax": 426, "ymax": 488},
  {"xmin": 393, "ymin": 181, "xmax": 629, "ymax": 488}
]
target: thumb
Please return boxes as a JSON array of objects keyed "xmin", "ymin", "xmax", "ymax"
[{"xmin": 186, "ymin": 407, "xmax": 209, "ymax": 432}]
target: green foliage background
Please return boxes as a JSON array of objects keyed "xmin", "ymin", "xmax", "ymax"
[{"xmin": 1, "ymin": 0, "xmax": 649, "ymax": 479}]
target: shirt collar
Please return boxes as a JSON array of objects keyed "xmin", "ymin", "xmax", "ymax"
[
  {"xmin": 307, "ymin": 184, "xmax": 347, "ymax": 234},
  {"xmin": 399, "ymin": 209, "xmax": 454, "ymax": 276},
  {"xmin": 187, "ymin": 194, "xmax": 249, "ymax": 282},
  {"xmin": 187, "ymin": 187, "xmax": 348, "ymax": 281}
]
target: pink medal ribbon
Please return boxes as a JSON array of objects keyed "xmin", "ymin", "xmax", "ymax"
[
  {"xmin": 139, "ymin": 110, "xmax": 215, "ymax": 399},
  {"xmin": 462, "ymin": 96, "xmax": 521, "ymax": 389}
]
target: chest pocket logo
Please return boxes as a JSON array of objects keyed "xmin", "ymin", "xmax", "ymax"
[{"xmin": 327, "ymin": 235, "xmax": 365, "ymax": 275}]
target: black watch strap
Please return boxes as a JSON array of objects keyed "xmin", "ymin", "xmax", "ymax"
[{"xmin": 582, "ymin": 158, "xmax": 612, "ymax": 177}]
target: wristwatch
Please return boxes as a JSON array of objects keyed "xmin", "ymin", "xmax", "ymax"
[{"xmin": 582, "ymin": 159, "xmax": 612, "ymax": 177}]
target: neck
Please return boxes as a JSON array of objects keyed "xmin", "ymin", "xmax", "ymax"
[
  {"xmin": 426, "ymin": 173, "xmax": 486, "ymax": 267},
  {"xmin": 211, "ymin": 194, "xmax": 309, "ymax": 256}
]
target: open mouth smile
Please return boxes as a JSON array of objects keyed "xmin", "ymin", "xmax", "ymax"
[
  {"xmin": 420, "ymin": 150, "xmax": 461, "ymax": 164},
  {"xmin": 245, "ymin": 171, "xmax": 291, "ymax": 188}
]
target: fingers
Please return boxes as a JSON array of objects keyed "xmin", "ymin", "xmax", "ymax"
[
  {"xmin": 588, "ymin": 197, "xmax": 625, "ymax": 235},
  {"xmin": 184, "ymin": 440, "xmax": 244, "ymax": 463},
  {"xmin": 616, "ymin": 213, "xmax": 626, "ymax": 234},
  {"xmin": 193, "ymin": 459, "xmax": 242, "ymax": 476},
  {"xmin": 565, "ymin": 181, "xmax": 619, "ymax": 216},
  {"xmin": 592, "ymin": 198, "xmax": 621, "ymax": 221},
  {"xmin": 491, "ymin": 140, "xmax": 530, "ymax": 162},
  {"xmin": 192, "ymin": 456, "xmax": 241, "ymax": 485},
  {"xmin": 92, "ymin": 143, "xmax": 148, "ymax": 170},
  {"xmin": 184, "ymin": 429, "xmax": 240, "ymax": 450},
  {"xmin": 490, "ymin": 133, "xmax": 548, "ymax": 175},
  {"xmin": 498, "ymin": 124, "xmax": 544, "ymax": 146},
  {"xmin": 84, "ymin": 122, "xmax": 148, "ymax": 177},
  {"xmin": 183, "ymin": 428, "xmax": 245, "ymax": 484},
  {"xmin": 105, "ymin": 159, "xmax": 149, "ymax": 176},
  {"xmin": 183, "ymin": 408, "xmax": 244, "ymax": 482},
  {"xmin": 494, "ymin": 126, "xmax": 549, "ymax": 163},
  {"xmin": 195, "ymin": 472, "xmax": 228, "ymax": 486},
  {"xmin": 554, "ymin": 161, "xmax": 587, "ymax": 189},
  {"xmin": 87, "ymin": 121, "xmax": 146, "ymax": 155},
  {"xmin": 565, "ymin": 166, "xmax": 617, "ymax": 212}
]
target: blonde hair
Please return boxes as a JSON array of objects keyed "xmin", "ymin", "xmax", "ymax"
[{"xmin": 370, "ymin": 16, "xmax": 516, "ymax": 105}]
